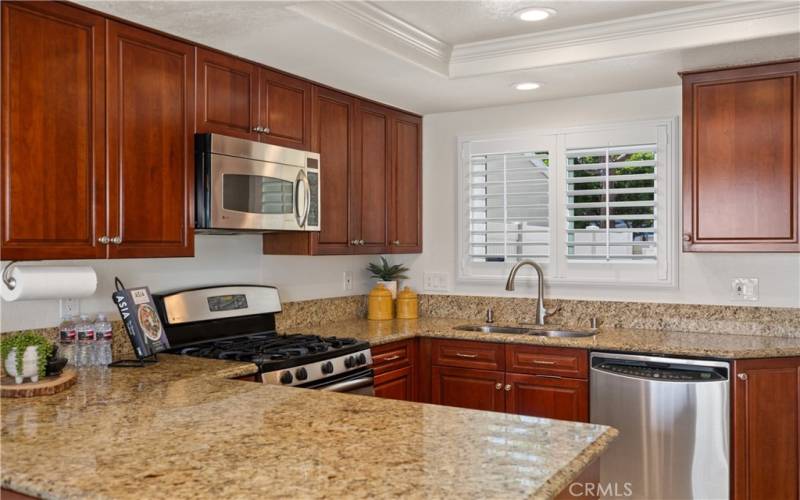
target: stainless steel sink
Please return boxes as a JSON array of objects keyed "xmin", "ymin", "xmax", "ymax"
[{"xmin": 453, "ymin": 324, "xmax": 597, "ymax": 338}]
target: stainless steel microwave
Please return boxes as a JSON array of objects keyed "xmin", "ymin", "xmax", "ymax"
[{"xmin": 195, "ymin": 134, "xmax": 320, "ymax": 233}]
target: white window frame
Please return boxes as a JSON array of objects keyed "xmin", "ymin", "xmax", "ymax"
[{"xmin": 456, "ymin": 118, "xmax": 678, "ymax": 288}]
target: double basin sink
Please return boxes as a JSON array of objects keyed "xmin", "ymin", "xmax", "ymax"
[{"xmin": 454, "ymin": 324, "xmax": 597, "ymax": 338}]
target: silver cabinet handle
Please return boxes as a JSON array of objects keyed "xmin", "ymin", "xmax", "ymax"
[
  {"xmin": 532, "ymin": 360, "xmax": 557, "ymax": 365},
  {"xmin": 504, "ymin": 384, "xmax": 511, "ymax": 391},
  {"xmin": 495, "ymin": 383, "xmax": 502, "ymax": 390},
  {"xmin": 455, "ymin": 352, "xmax": 478, "ymax": 359},
  {"xmin": 111, "ymin": 236, "xmax": 122, "ymax": 245},
  {"xmin": 382, "ymin": 355, "xmax": 401, "ymax": 362},
  {"xmin": 98, "ymin": 236, "xmax": 110, "ymax": 244},
  {"xmin": 738, "ymin": 373, "xmax": 748, "ymax": 381}
]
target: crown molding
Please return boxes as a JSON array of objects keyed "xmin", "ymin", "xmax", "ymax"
[
  {"xmin": 288, "ymin": 1, "xmax": 451, "ymax": 77},
  {"xmin": 449, "ymin": 1, "xmax": 800, "ymax": 77}
]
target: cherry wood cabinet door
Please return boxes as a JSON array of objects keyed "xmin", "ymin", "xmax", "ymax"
[
  {"xmin": 732, "ymin": 357, "xmax": 800, "ymax": 500},
  {"xmin": 374, "ymin": 366, "xmax": 415, "ymax": 401},
  {"xmin": 505, "ymin": 373, "xmax": 588, "ymax": 422},
  {"xmin": 309, "ymin": 86, "xmax": 356, "ymax": 255},
  {"xmin": 106, "ymin": 22, "xmax": 194, "ymax": 258},
  {"xmin": 196, "ymin": 48, "xmax": 258, "ymax": 140},
  {"xmin": 682, "ymin": 61, "xmax": 799, "ymax": 252},
  {"xmin": 353, "ymin": 101, "xmax": 391, "ymax": 253},
  {"xmin": 389, "ymin": 111, "xmax": 422, "ymax": 253},
  {"xmin": 431, "ymin": 366, "xmax": 505, "ymax": 412},
  {"xmin": 258, "ymin": 68, "xmax": 311, "ymax": 150},
  {"xmin": 1, "ymin": 1, "xmax": 107, "ymax": 260}
]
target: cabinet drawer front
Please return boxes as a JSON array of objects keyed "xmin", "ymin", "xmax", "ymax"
[
  {"xmin": 432, "ymin": 339, "xmax": 505, "ymax": 371},
  {"xmin": 507, "ymin": 345, "xmax": 587, "ymax": 378},
  {"xmin": 372, "ymin": 339, "xmax": 414, "ymax": 374}
]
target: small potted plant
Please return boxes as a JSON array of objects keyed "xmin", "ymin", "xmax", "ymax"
[
  {"xmin": 367, "ymin": 256, "xmax": 409, "ymax": 299},
  {"xmin": 1, "ymin": 331, "xmax": 53, "ymax": 384}
]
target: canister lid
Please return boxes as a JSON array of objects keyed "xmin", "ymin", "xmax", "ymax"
[{"xmin": 369, "ymin": 283, "xmax": 392, "ymax": 297}]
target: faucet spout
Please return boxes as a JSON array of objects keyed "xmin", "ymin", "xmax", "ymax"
[{"xmin": 504, "ymin": 260, "xmax": 556, "ymax": 326}]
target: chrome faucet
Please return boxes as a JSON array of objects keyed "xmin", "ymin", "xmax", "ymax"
[{"xmin": 505, "ymin": 260, "xmax": 559, "ymax": 326}]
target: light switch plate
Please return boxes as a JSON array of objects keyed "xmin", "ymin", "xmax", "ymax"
[{"xmin": 731, "ymin": 278, "xmax": 758, "ymax": 301}]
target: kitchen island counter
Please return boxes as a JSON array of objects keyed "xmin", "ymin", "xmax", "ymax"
[{"xmin": 1, "ymin": 354, "xmax": 615, "ymax": 500}]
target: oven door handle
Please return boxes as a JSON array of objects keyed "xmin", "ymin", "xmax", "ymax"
[
  {"xmin": 294, "ymin": 170, "xmax": 310, "ymax": 228},
  {"xmin": 321, "ymin": 375, "xmax": 374, "ymax": 393}
]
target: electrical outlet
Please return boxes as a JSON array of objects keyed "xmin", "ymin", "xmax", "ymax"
[
  {"xmin": 343, "ymin": 271, "xmax": 353, "ymax": 291},
  {"xmin": 731, "ymin": 278, "xmax": 758, "ymax": 301},
  {"xmin": 59, "ymin": 298, "xmax": 80, "ymax": 318},
  {"xmin": 423, "ymin": 272, "xmax": 449, "ymax": 292}
]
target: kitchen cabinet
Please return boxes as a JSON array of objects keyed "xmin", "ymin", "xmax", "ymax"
[
  {"xmin": 389, "ymin": 112, "xmax": 423, "ymax": 253},
  {"xmin": 196, "ymin": 48, "xmax": 259, "ymax": 140},
  {"xmin": 505, "ymin": 373, "xmax": 588, "ymax": 422},
  {"xmin": 1, "ymin": 1, "xmax": 107, "ymax": 260},
  {"xmin": 373, "ymin": 339, "xmax": 416, "ymax": 401},
  {"xmin": 106, "ymin": 21, "xmax": 195, "ymax": 258},
  {"xmin": 432, "ymin": 366, "xmax": 506, "ymax": 412},
  {"xmin": 258, "ymin": 68, "xmax": 312, "ymax": 150},
  {"xmin": 732, "ymin": 356, "xmax": 800, "ymax": 500},
  {"xmin": 681, "ymin": 60, "xmax": 800, "ymax": 252}
]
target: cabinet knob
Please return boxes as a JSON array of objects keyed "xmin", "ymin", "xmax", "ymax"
[
  {"xmin": 98, "ymin": 235, "xmax": 110, "ymax": 244},
  {"xmin": 682, "ymin": 234, "xmax": 692, "ymax": 242},
  {"xmin": 253, "ymin": 126, "xmax": 262, "ymax": 133},
  {"xmin": 737, "ymin": 373, "xmax": 748, "ymax": 381},
  {"xmin": 111, "ymin": 236, "xmax": 123, "ymax": 245},
  {"xmin": 350, "ymin": 240, "xmax": 359, "ymax": 245},
  {"xmin": 504, "ymin": 384, "xmax": 511, "ymax": 391},
  {"xmin": 393, "ymin": 240, "xmax": 400, "ymax": 245},
  {"xmin": 359, "ymin": 239, "xmax": 365, "ymax": 245},
  {"xmin": 495, "ymin": 383, "xmax": 502, "ymax": 390},
  {"xmin": 263, "ymin": 127, "xmax": 270, "ymax": 134}
]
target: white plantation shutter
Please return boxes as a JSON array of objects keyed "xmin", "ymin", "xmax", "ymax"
[
  {"xmin": 468, "ymin": 151, "xmax": 550, "ymax": 262},
  {"xmin": 565, "ymin": 144, "xmax": 657, "ymax": 261}
]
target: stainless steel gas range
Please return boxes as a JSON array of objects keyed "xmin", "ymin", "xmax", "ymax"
[{"xmin": 153, "ymin": 285, "xmax": 374, "ymax": 395}]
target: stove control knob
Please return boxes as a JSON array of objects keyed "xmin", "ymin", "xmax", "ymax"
[
  {"xmin": 295, "ymin": 367, "xmax": 308, "ymax": 381},
  {"xmin": 345, "ymin": 356, "xmax": 355, "ymax": 368},
  {"xmin": 321, "ymin": 361, "xmax": 334, "ymax": 374},
  {"xmin": 356, "ymin": 353, "xmax": 367, "ymax": 365},
  {"xmin": 279, "ymin": 371, "xmax": 294, "ymax": 385}
]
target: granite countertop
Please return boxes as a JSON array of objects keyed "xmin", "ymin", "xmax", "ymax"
[
  {"xmin": 289, "ymin": 318, "xmax": 800, "ymax": 359},
  {"xmin": 1, "ymin": 354, "xmax": 616, "ymax": 500}
]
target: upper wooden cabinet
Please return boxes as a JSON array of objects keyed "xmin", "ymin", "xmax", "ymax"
[
  {"xmin": 389, "ymin": 112, "xmax": 423, "ymax": 253},
  {"xmin": 195, "ymin": 49, "xmax": 311, "ymax": 150},
  {"xmin": 1, "ymin": 1, "xmax": 107, "ymax": 260},
  {"xmin": 682, "ymin": 60, "xmax": 800, "ymax": 252},
  {"xmin": 106, "ymin": 22, "xmax": 195, "ymax": 258},
  {"xmin": 196, "ymin": 48, "xmax": 259, "ymax": 141}
]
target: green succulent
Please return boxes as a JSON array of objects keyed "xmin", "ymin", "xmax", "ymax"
[
  {"xmin": 367, "ymin": 256, "xmax": 409, "ymax": 281},
  {"xmin": 0, "ymin": 331, "xmax": 53, "ymax": 378}
]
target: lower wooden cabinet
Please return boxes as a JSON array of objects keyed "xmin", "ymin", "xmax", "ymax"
[
  {"xmin": 372, "ymin": 339, "xmax": 416, "ymax": 402},
  {"xmin": 374, "ymin": 366, "xmax": 414, "ymax": 401},
  {"xmin": 505, "ymin": 373, "xmax": 588, "ymax": 422},
  {"xmin": 431, "ymin": 366, "xmax": 506, "ymax": 412},
  {"xmin": 732, "ymin": 356, "xmax": 800, "ymax": 500}
]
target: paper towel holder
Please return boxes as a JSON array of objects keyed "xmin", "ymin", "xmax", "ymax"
[{"xmin": 2, "ymin": 261, "xmax": 19, "ymax": 291}]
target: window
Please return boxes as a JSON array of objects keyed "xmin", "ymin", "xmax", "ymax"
[
  {"xmin": 458, "ymin": 119, "xmax": 676, "ymax": 286},
  {"xmin": 468, "ymin": 151, "xmax": 550, "ymax": 263}
]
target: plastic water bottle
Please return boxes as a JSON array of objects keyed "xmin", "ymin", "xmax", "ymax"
[
  {"xmin": 58, "ymin": 315, "xmax": 76, "ymax": 366},
  {"xmin": 75, "ymin": 314, "xmax": 96, "ymax": 367},
  {"xmin": 94, "ymin": 314, "xmax": 113, "ymax": 366}
]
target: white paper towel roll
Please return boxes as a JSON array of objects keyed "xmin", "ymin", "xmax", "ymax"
[{"xmin": 1, "ymin": 266, "xmax": 97, "ymax": 301}]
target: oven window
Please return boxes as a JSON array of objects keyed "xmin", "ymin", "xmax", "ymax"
[{"xmin": 223, "ymin": 174, "xmax": 294, "ymax": 214}]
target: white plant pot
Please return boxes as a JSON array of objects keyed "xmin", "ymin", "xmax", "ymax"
[
  {"xmin": 376, "ymin": 280, "xmax": 398, "ymax": 299},
  {"xmin": 4, "ymin": 346, "xmax": 40, "ymax": 384}
]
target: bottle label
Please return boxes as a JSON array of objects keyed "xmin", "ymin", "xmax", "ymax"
[
  {"xmin": 100, "ymin": 330, "xmax": 113, "ymax": 341},
  {"xmin": 78, "ymin": 329, "xmax": 95, "ymax": 341},
  {"xmin": 60, "ymin": 328, "xmax": 76, "ymax": 342}
]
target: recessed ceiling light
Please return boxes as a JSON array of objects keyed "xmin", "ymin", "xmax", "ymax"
[
  {"xmin": 516, "ymin": 7, "xmax": 557, "ymax": 22},
  {"xmin": 513, "ymin": 82, "xmax": 541, "ymax": 91}
]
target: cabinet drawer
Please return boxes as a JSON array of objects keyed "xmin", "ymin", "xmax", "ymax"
[
  {"xmin": 372, "ymin": 339, "xmax": 414, "ymax": 374},
  {"xmin": 432, "ymin": 339, "xmax": 505, "ymax": 371},
  {"xmin": 507, "ymin": 345, "xmax": 587, "ymax": 378}
]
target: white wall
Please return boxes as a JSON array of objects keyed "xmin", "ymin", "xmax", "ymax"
[
  {"xmin": 1, "ymin": 235, "xmax": 375, "ymax": 332},
  {"xmin": 402, "ymin": 86, "xmax": 800, "ymax": 308}
]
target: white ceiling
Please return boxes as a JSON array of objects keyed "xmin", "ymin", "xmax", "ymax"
[{"xmin": 78, "ymin": 1, "xmax": 800, "ymax": 114}]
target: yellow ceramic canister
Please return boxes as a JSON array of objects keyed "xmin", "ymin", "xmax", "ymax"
[
  {"xmin": 395, "ymin": 286, "xmax": 418, "ymax": 319},
  {"xmin": 368, "ymin": 283, "xmax": 393, "ymax": 320}
]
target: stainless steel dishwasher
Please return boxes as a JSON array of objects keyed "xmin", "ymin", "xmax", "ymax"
[{"xmin": 590, "ymin": 352, "xmax": 730, "ymax": 500}]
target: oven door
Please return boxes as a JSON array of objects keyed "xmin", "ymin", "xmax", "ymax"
[
  {"xmin": 209, "ymin": 153, "xmax": 311, "ymax": 231},
  {"xmin": 304, "ymin": 368, "xmax": 375, "ymax": 396}
]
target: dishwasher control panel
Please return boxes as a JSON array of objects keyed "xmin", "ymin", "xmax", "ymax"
[{"xmin": 591, "ymin": 353, "xmax": 728, "ymax": 382}]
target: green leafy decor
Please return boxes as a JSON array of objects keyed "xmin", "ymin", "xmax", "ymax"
[
  {"xmin": 367, "ymin": 257, "xmax": 409, "ymax": 281},
  {"xmin": 0, "ymin": 331, "xmax": 53, "ymax": 378}
]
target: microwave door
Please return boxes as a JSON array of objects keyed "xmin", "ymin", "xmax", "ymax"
[{"xmin": 210, "ymin": 154, "xmax": 303, "ymax": 231}]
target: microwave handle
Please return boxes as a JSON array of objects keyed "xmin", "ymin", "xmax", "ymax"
[{"xmin": 295, "ymin": 170, "xmax": 310, "ymax": 228}]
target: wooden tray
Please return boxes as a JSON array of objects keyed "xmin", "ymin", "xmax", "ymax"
[{"xmin": 1, "ymin": 369, "xmax": 77, "ymax": 398}]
